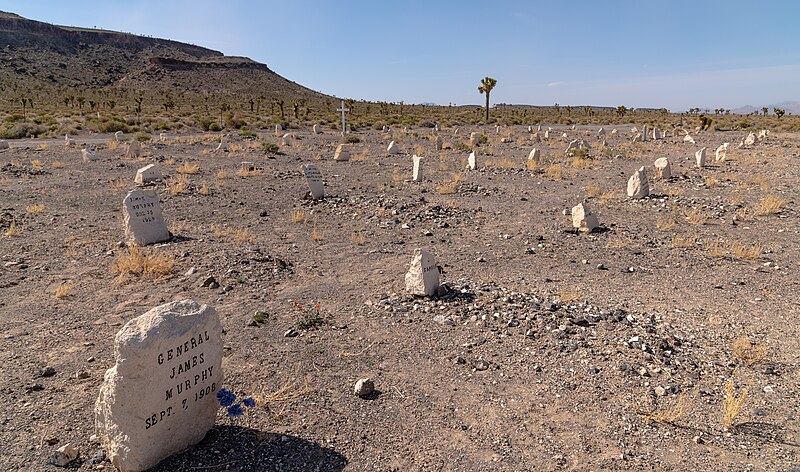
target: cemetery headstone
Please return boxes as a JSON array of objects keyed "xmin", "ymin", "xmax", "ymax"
[
  {"xmin": 95, "ymin": 300, "xmax": 223, "ymax": 472},
  {"xmin": 715, "ymin": 143, "xmax": 729, "ymax": 162},
  {"xmin": 744, "ymin": 132, "xmax": 756, "ymax": 146},
  {"xmin": 695, "ymin": 147, "xmax": 707, "ymax": 168},
  {"xmin": 301, "ymin": 164, "xmax": 324, "ymax": 199},
  {"xmin": 467, "ymin": 151, "xmax": 477, "ymax": 170},
  {"xmin": 313, "ymin": 124, "xmax": 321, "ymax": 135},
  {"xmin": 404, "ymin": 248, "xmax": 439, "ymax": 297},
  {"xmin": 334, "ymin": 144, "xmax": 350, "ymax": 161},
  {"xmin": 683, "ymin": 134, "xmax": 696, "ymax": 144},
  {"xmin": 387, "ymin": 141, "xmax": 399, "ymax": 154},
  {"xmin": 135, "ymin": 164, "xmax": 160, "ymax": 186},
  {"xmin": 434, "ymin": 135, "xmax": 443, "ymax": 151},
  {"xmin": 653, "ymin": 158, "xmax": 671, "ymax": 179},
  {"xmin": 571, "ymin": 202, "xmax": 599, "ymax": 233},
  {"xmin": 82, "ymin": 148, "xmax": 96, "ymax": 162},
  {"xmin": 114, "ymin": 131, "xmax": 124, "ymax": 143},
  {"xmin": 275, "ymin": 124, "xmax": 283, "ymax": 137},
  {"xmin": 123, "ymin": 189, "xmax": 170, "ymax": 245},
  {"xmin": 126, "ymin": 140, "xmax": 142, "ymax": 159},
  {"xmin": 412, "ymin": 155, "xmax": 424, "ymax": 182},
  {"xmin": 627, "ymin": 166, "xmax": 649, "ymax": 199},
  {"xmin": 528, "ymin": 148, "xmax": 541, "ymax": 162}
]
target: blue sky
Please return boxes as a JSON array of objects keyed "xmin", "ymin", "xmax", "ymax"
[{"xmin": 4, "ymin": 0, "xmax": 799, "ymax": 111}]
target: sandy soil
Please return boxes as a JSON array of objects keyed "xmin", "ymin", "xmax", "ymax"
[{"xmin": 1, "ymin": 124, "xmax": 798, "ymax": 471}]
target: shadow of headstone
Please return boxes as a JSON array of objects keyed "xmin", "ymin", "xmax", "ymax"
[{"xmin": 148, "ymin": 425, "xmax": 347, "ymax": 472}]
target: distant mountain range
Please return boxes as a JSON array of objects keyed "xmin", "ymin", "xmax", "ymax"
[{"xmin": 731, "ymin": 101, "xmax": 800, "ymax": 115}]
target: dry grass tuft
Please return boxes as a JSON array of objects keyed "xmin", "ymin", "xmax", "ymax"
[
  {"xmin": 54, "ymin": 282, "xmax": 73, "ymax": 299},
  {"xmin": 112, "ymin": 245, "xmax": 175, "ymax": 283},
  {"xmin": 730, "ymin": 241, "xmax": 762, "ymax": 260},
  {"xmin": 558, "ymin": 288, "xmax": 582, "ymax": 304},
  {"xmin": 176, "ymin": 162, "xmax": 200, "ymax": 174},
  {"xmin": 569, "ymin": 156, "xmax": 593, "ymax": 169},
  {"xmin": 526, "ymin": 159, "xmax": 540, "ymax": 171},
  {"xmin": 350, "ymin": 231, "xmax": 367, "ymax": 246},
  {"xmin": 30, "ymin": 159, "xmax": 43, "ymax": 170},
  {"xmin": 310, "ymin": 224, "xmax": 324, "ymax": 242},
  {"xmin": 234, "ymin": 228, "xmax": 255, "ymax": 243},
  {"xmin": 706, "ymin": 238, "xmax": 727, "ymax": 258},
  {"xmin": 754, "ymin": 195, "xmax": 786, "ymax": 216},
  {"xmin": 671, "ymin": 234, "xmax": 696, "ymax": 248},
  {"xmin": 643, "ymin": 386, "xmax": 698, "ymax": 425},
  {"xmin": 291, "ymin": 209, "xmax": 308, "ymax": 224},
  {"xmin": 437, "ymin": 173, "xmax": 463, "ymax": 195},
  {"xmin": 486, "ymin": 158, "xmax": 516, "ymax": 168},
  {"xmin": 26, "ymin": 203, "xmax": 44, "ymax": 213},
  {"xmin": 546, "ymin": 163, "xmax": 565, "ymax": 180},
  {"xmin": 107, "ymin": 139, "xmax": 118, "ymax": 150},
  {"xmin": 732, "ymin": 337, "xmax": 768, "ymax": 366},
  {"xmin": 722, "ymin": 376, "xmax": 750, "ymax": 430},
  {"xmin": 198, "ymin": 184, "xmax": 210, "ymax": 196},
  {"xmin": 585, "ymin": 183, "xmax": 603, "ymax": 197},
  {"xmin": 257, "ymin": 377, "xmax": 316, "ymax": 409},
  {"xmin": 606, "ymin": 233, "xmax": 635, "ymax": 249},
  {"xmin": 4, "ymin": 220, "xmax": 22, "ymax": 237},
  {"xmin": 52, "ymin": 161, "xmax": 65, "ymax": 169},
  {"xmin": 237, "ymin": 167, "xmax": 263, "ymax": 177},
  {"xmin": 684, "ymin": 208, "xmax": 707, "ymax": 225},
  {"xmin": 216, "ymin": 169, "xmax": 230, "ymax": 180},
  {"xmin": 166, "ymin": 174, "xmax": 189, "ymax": 195}
]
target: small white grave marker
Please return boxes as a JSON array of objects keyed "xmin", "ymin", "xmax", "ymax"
[
  {"xmin": 126, "ymin": 140, "xmax": 142, "ymax": 158},
  {"xmin": 572, "ymin": 202, "xmax": 599, "ymax": 233},
  {"xmin": 627, "ymin": 167, "xmax": 649, "ymax": 199},
  {"xmin": 654, "ymin": 158, "xmax": 671, "ymax": 179},
  {"xmin": 715, "ymin": 143, "xmax": 729, "ymax": 162},
  {"xmin": 695, "ymin": 147, "xmax": 707, "ymax": 168},
  {"xmin": 336, "ymin": 100, "xmax": 350, "ymax": 135},
  {"xmin": 135, "ymin": 164, "xmax": 160, "ymax": 185},
  {"xmin": 467, "ymin": 151, "xmax": 477, "ymax": 170},
  {"xmin": 334, "ymin": 144, "xmax": 350, "ymax": 161},
  {"xmin": 412, "ymin": 155, "xmax": 424, "ymax": 182},
  {"xmin": 302, "ymin": 164, "xmax": 324, "ymax": 199},
  {"xmin": 405, "ymin": 248, "xmax": 439, "ymax": 297},
  {"xmin": 82, "ymin": 148, "xmax": 96, "ymax": 162}
]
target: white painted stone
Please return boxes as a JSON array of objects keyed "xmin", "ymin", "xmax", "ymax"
[
  {"xmin": 757, "ymin": 129, "xmax": 769, "ymax": 140},
  {"xmin": 652, "ymin": 127, "xmax": 660, "ymax": 140},
  {"xmin": 695, "ymin": 147, "xmax": 707, "ymax": 168},
  {"xmin": 501, "ymin": 134, "xmax": 514, "ymax": 143},
  {"xmin": 537, "ymin": 124, "xmax": 542, "ymax": 132},
  {"xmin": 282, "ymin": 134, "xmax": 292, "ymax": 147},
  {"xmin": 95, "ymin": 300, "xmax": 223, "ymax": 472},
  {"xmin": 302, "ymin": 164, "xmax": 324, "ymax": 200},
  {"xmin": 123, "ymin": 189, "xmax": 170, "ymax": 246},
  {"xmin": 598, "ymin": 127, "xmax": 605, "ymax": 136},
  {"xmin": 642, "ymin": 124, "xmax": 649, "ymax": 141},
  {"xmin": 412, "ymin": 155, "xmax": 424, "ymax": 182},
  {"xmin": 214, "ymin": 141, "xmax": 227, "ymax": 153},
  {"xmin": 135, "ymin": 164, "xmax": 160, "ymax": 185},
  {"xmin": 627, "ymin": 166, "xmax": 649, "ymax": 199},
  {"xmin": 495, "ymin": 125, "xmax": 500, "ymax": 134},
  {"xmin": 683, "ymin": 134, "xmax": 696, "ymax": 144},
  {"xmin": 611, "ymin": 129, "xmax": 617, "ymax": 134},
  {"xmin": 531, "ymin": 132, "xmax": 541, "ymax": 143},
  {"xmin": 528, "ymin": 148, "xmax": 541, "ymax": 162},
  {"xmin": 653, "ymin": 158, "xmax": 671, "ymax": 179},
  {"xmin": 346, "ymin": 124, "xmax": 352, "ymax": 134},
  {"xmin": 527, "ymin": 125, "xmax": 533, "ymax": 133},
  {"xmin": 571, "ymin": 125, "xmax": 576, "ymax": 130},
  {"xmin": 126, "ymin": 140, "xmax": 142, "ymax": 158},
  {"xmin": 631, "ymin": 133, "xmax": 643, "ymax": 143},
  {"xmin": 333, "ymin": 144, "xmax": 350, "ymax": 161},
  {"xmin": 715, "ymin": 143, "xmax": 729, "ymax": 162},
  {"xmin": 434, "ymin": 135, "xmax": 443, "ymax": 151},
  {"xmin": 561, "ymin": 132, "xmax": 568, "ymax": 139},
  {"xmin": 404, "ymin": 248, "xmax": 439, "ymax": 297},
  {"xmin": 631, "ymin": 127, "xmax": 639, "ymax": 133},
  {"xmin": 387, "ymin": 140, "xmax": 400, "ymax": 154},
  {"xmin": 114, "ymin": 131, "xmax": 124, "ymax": 143},
  {"xmin": 313, "ymin": 124, "xmax": 321, "ymax": 135},
  {"xmin": 565, "ymin": 139, "xmax": 579, "ymax": 154},
  {"xmin": 453, "ymin": 127, "xmax": 459, "ymax": 135},
  {"xmin": 434, "ymin": 124, "xmax": 439, "ymax": 132},
  {"xmin": 571, "ymin": 202, "xmax": 599, "ymax": 233},
  {"xmin": 544, "ymin": 130, "xmax": 550, "ymax": 139},
  {"xmin": 467, "ymin": 151, "xmax": 477, "ymax": 170},
  {"xmin": 65, "ymin": 133, "xmax": 71, "ymax": 143},
  {"xmin": 744, "ymin": 132, "xmax": 756, "ymax": 146},
  {"xmin": 82, "ymin": 148, "xmax": 96, "ymax": 162}
]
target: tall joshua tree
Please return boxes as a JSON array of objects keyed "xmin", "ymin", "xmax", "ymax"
[{"xmin": 478, "ymin": 76, "xmax": 497, "ymax": 123}]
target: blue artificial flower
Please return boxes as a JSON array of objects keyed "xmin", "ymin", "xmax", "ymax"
[
  {"xmin": 242, "ymin": 397, "xmax": 256, "ymax": 408},
  {"xmin": 226, "ymin": 403, "xmax": 244, "ymax": 417},
  {"xmin": 216, "ymin": 388, "xmax": 236, "ymax": 407}
]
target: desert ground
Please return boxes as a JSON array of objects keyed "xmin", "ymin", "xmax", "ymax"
[{"xmin": 1, "ymin": 123, "xmax": 798, "ymax": 471}]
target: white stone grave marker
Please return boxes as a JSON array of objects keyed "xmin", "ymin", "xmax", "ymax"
[
  {"xmin": 123, "ymin": 189, "xmax": 170, "ymax": 245},
  {"xmin": 135, "ymin": 164, "xmax": 160, "ymax": 185},
  {"xmin": 412, "ymin": 155, "xmax": 423, "ymax": 182},
  {"xmin": 405, "ymin": 248, "xmax": 439, "ymax": 297},
  {"xmin": 302, "ymin": 164, "xmax": 324, "ymax": 199}
]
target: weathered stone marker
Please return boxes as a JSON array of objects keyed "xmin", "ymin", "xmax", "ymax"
[
  {"xmin": 405, "ymin": 248, "xmax": 439, "ymax": 297},
  {"xmin": 571, "ymin": 202, "xmax": 599, "ymax": 233},
  {"xmin": 302, "ymin": 164, "xmax": 324, "ymax": 199},
  {"xmin": 627, "ymin": 167, "xmax": 649, "ymax": 199},
  {"xmin": 653, "ymin": 158, "xmax": 671, "ymax": 179},
  {"xmin": 134, "ymin": 164, "xmax": 160, "ymax": 186},
  {"xmin": 434, "ymin": 135, "xmax": 443, "ymax": 151},
  {"xmin": 275, "ymin": 124, "xmax": 283, "ymax": 137},
  {"xmin": 126, "ymin": 140, "xmax": 142, "ymax": 159},
  {"xmin": 467, "ymin": 151, "xmax": 477, "ymax": 170},
  {"xmin": 715, "ymin": 143, "xmax": 729, "ymax": 162},
  {"xmin": 82, "ymin": 148, "xmax": 96, "ymax": 162},
  {"xmin": 695, "ymin": 147, "xmax": 707, "ymax": 168},
  {"xmin": 333, "ymin": 144, "xmax": 350, "ymax": 161},
  {"xmin": 387, "ymin": 140, "xmax": 399, "ymax": 154},
  {"xmin": 312, "ymin": 124, "xmax": 321, "ymax": 135},
  {"xmin": 412, "ymin": 154, "xmax": 423, "ymax": 182},
  {"xmin": 528, "ymin": 148, "xmax": 541, "ymax": 162},
  {"xmin": 95, "ymin": 300, "xmax": 223, "ymax": 472},
  {"xmin": 123, "ymin": 189, "xmax": 170, "ymax": 245},
  {"xmin": 114, "ymin": 131, "xmax": 124, "ymax": 143}
]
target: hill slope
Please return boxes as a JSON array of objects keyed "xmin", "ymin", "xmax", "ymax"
[{"xmin": 0, "ymin": 11, "xmax": 328, "ymax": 109}]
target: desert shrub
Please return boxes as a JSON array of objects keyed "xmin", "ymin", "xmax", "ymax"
[
  {"xmin": 3, "ymin": 114, "xmax": 24, "ymax": 124},
  {"xmin": 225, "ymin": 113, "xmax": 247, "ymax": 129},
  {"xmin": 0, "ymin": 123, "xmax": 47, "ymax": 139},
  {"xmin": 344, "ymin": 135, "xmax": 360, "ymax": 144},
  {"xmin": 419, "ymin": 121, "xmax": 435, "ymax": 128},
  {"xmin": 239, "ymin": 130, "xmax": 257, "ymax": 138},
  {"xmin": 262, "ymin": 143, "xmax": 280, "ymax": 153},
  {"xmin": 736, "ymin": 121, "xmax": 752, "ymax": 129},
  {"xmin": 154, "ymin": 121, "xmax": 171, "ymax": 131},
  {"xmin": 198, "ymin": 117, "xmax": 218, "ymax": 131},
  {"xmin": 135, "ymin": 132, "xmax": 151, "ymax": 142},
  {"xmin": 98, "ymin": 120, "xmax": 129, "ymax": 133},
  {"xmin": 453, "ymin": 142, "xmax": 472, "ymax": 153}
]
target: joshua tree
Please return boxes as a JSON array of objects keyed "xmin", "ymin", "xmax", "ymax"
[
  {"xmin": 20, "ymin": 97, "xmax": 28, "ymax": 120},
  {"xmin": 564, "ymin": 105, "xmax": 572, "ymax": 116},
  {"xmin": 477, "ymin": 76, "xmax": 497, "ymax": 122},
  {"xmin": 774, "ymin": 107, "xmax": 785, "ymax": 119},
  {"xmin": 553, "ymin": 103, "xmax": 560, "ymax": 115},
  {"xmin": 761, "ymin": 107, "xmax": 769, "ymax": 116},
  {"xmin": 76, "ymin": 96, "xmax": 85, "ymax": 109},
  {"xmin": 88, "ymin": 100, "xmax": 97, "ymax": 111},
  {"xmin": 105, "ymin": 99, "xmax": 116, "ymax": 110},
  {"xmin": 292, "ymin": 100, "xmax": 300, "ymax": 119},
  {"xmin": 616, "ymin": 105, "xmax": 627, "ymax": 117},
  {"xmin": 134, "ymin": 95, "xmax": 143, "ymax": 122},
  {"xmin": 63, "ymin": 96, "xmax": 71, "ymax": 107}
]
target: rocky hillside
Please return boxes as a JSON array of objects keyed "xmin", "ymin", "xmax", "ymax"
[{"xmin": 0, "ymin": 11, "xmax": 327, "ymax": 110}]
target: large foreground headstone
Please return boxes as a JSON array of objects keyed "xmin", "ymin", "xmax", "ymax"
[
  {"xmin": 405, "ymin": 248, "xmax": 439, "ymax": 297},
  {"xmin": 627, "ymin": 167, "xmax": 649, "ymax": 199},
  {"xmin": 123, "ymin": 189, "xmax": 170, "ymax": 245},
  {"xmin": 302, "ymin": 164, "xmax": 324, "ymax": 199},
  {"xmin": 95, "ymin": 300, "xmax": 223, "ymax": 472}
]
